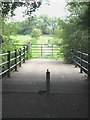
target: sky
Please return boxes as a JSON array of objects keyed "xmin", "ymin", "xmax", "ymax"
[
  {"xmin": 35, "ymin": 0, "xmax": 67, "ymax": 17},
  {"xmin": 10, "ymin": 0, "xmax": 67, "ymax": 22}
]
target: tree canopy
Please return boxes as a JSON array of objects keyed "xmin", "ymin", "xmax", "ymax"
[{"xmin": 1, "ymin": 0, "xmax": 42, "ymax": 17}]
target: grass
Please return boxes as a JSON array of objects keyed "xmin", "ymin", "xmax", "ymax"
[
  {"xmin": 10, "ymin": 35, "xmax": 32, "ymax": 44},
  {"xmin": 10, "ymin": 34, "xmax": 55, "ymax": 44},
  {"xmin": 31, "ymin": 57, "xmax": 64, "ymax": 60},
  {"xmin": 37, "ymin": 35, "xmax": 54, "ymax": 44}
]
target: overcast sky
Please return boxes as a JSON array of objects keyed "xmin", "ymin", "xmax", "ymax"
[
  {"xmin": 10, "ymin": 0, "xmax": 67, "ymax": 22},
  {"xmin": 35, "ymin": 0, "xmax": 67, "ymax": 17}
]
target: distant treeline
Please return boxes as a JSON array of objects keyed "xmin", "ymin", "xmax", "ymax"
[{"xmin": 12, "ymin": 15, "xmax": 58, "ymax": 35}]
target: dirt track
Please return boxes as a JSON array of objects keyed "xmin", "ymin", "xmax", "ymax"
[{"xmin": 2, "ymin": 59, "xmax": 88, "ymax": 118}]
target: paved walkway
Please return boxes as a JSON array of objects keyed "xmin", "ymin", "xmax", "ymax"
[{"xmin": 2, "ymin": 59, "xmax": 88, "ymax": 118}]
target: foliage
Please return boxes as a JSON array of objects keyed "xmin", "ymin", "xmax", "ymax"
[
  {"xmin": 1, "ymin": 18, "xmax": 18, "ymax": 52},
  {"xmin": 53, "ymin": 2, "xmax": 89, "ymax": 63}
]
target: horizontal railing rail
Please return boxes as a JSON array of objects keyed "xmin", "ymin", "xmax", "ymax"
[
  {"xmin": 71, "ymin": 49, "xmax": 90, "ymax": 80},
  {"xmin": 0, "ymin": 45, "xmax": 28, "ymax": 78}
]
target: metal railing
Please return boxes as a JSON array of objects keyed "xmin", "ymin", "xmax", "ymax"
[
  {"xmin": 71, "ymin": 49, "xmax": 90, "ymax": 79},
  {"xmin": 0, "ymin": 45, "xmax": 28, "ymax": 78}
]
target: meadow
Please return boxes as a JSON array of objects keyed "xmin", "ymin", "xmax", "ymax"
[{"xmin": 10, "ymin": 35, "xmax": 55, "ymax": 44}]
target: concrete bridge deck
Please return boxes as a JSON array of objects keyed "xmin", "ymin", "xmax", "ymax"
[{"xmin": 2, "ymin": 59, "xmax": 88, "ymax": 118}]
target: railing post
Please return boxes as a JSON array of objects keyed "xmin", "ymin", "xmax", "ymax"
[
  {"xmin": 46, "ymin": 69, "xmax": 50, "ymax": 94},
  {"xmin": 15, "ymin": 49, "xmax": 17, "ymax": 71},
  {"xmin": 80, "ymin": 52, "xmax": 83, "ymax": 73},
  {"xmin": 23, "ymin": 46, "xmax": 25, "ymax": 63},
  {"xmin": 26, "ymin": 45, "xmax": 29, "ymax": 60},
  {"xmin": 7, "ymin": 51, "xmax": 10, "ymax": 77},
  {"xmin": 19, "ymin": 48, "xmax": 21, "ymax": 67},
  {"xmin": 88, "ymin": 53, "xmax": 90, "ymax": 80},
  {"xmin": 74, "ymin": 50, "xmax": 77, "ymax": 68},
  {"xmin": 71, "ymin": 48, "xmax": 74, "ymax": 64},
  {"xmin": 27, "ymin": 45, "xmax": 29, "ymax": 53}
]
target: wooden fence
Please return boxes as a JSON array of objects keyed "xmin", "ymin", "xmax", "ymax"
[
  {"xmin": 71, "ymin": 49, "xmax": 90, "ymax": 80},
  {"xmin": 0, "ymin": 45, "xmax": 28, "ymax": 78}
]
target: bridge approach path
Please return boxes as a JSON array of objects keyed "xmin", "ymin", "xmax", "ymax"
[{"xmin": 2, "ymin": 59, "xmax": 88, "ymax": 118}]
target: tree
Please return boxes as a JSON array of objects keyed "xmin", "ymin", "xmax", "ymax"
[{"xmin": 53, "ymin": 2, "xmax": 89, "ymax": 62}]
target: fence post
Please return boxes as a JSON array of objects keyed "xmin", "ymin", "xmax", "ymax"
[
  {"xmin": 88, "ymin": 53, "xmax": 90, "ymax": 80},
  {"xmin": 80, "ymin": 52, "xmax": 83, "ymax": 73},
  {"xmin": 15, "ymin": 49, "xmax": 17, "ymax": 71},
  {"xmin": 52, "ymin": 44, "xmax": 53, "ymax": 57},
  {"xmin": 7, "ymin": 51, "xmax": 10, "ymax": 77},
  {"xmin": 74, "ymin": 50, "xmax": 77, "ymax": 68},
  {"xmin": 19, "ymin": 48, "xmax": 21, "ymax": 67},
  {"xmin": 23, "ymin": 46, "xmax": 25, "ymax": 63},
  {"xmin": 46, "ymin": 69, "xmax": 50, "ymax": 94},
  {"xmin": 41, "ymin": 44, "xmax": 42, "ymax": 57}
]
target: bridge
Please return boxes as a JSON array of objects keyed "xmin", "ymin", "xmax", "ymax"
[{"xmin": 1, "ymin": 45, "xmax": 90, "ymax": 118}]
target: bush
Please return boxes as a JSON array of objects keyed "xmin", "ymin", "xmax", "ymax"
[{"xmin": 31, "ymin": 28, "xmax": 41, "ymax": 38}]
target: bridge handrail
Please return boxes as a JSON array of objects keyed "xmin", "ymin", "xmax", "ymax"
[
  {"xmin": 71, "ymin": 49, "xmax": 90, "ymax": 79},
  {"xmin": 0, "ymin": 45, "xmax": 29, "ymax": 78}
]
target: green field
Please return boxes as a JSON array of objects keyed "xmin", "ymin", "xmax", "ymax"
[{"xmin": 10, "ymin": 35, "xmax": 55, "ymax": 44}]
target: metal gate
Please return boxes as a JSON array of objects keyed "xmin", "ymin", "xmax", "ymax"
[{"xmin": 31, "ymin": 44, "xmax": 60, "ymax": 58}]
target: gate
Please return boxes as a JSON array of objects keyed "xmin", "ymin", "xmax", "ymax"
[{"xmin": 31, "ymin": 44, "xmax": 60, "ymax": 58}]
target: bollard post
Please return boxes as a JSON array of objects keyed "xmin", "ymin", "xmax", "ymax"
[{"xmin": 46, "ymin": 69, "xmax": 50, "ymax": 94}]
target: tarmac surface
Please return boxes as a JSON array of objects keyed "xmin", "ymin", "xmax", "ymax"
[{"xmin": 2, "ymin": 59, "xmax": 88, "ymax": 118}]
